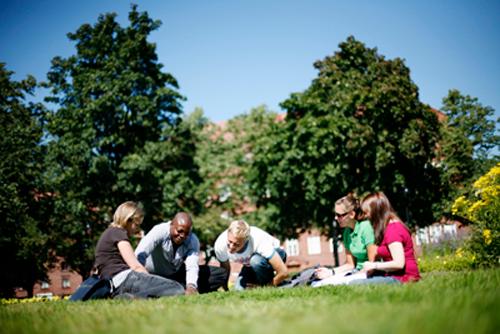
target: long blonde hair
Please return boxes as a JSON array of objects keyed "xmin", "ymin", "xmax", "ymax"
[{"xmin": 110, "ymin": 201, "xmax": 144, "ymax": 229}]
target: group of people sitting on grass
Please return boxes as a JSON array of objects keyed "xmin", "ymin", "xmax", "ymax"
[{"xmin": 89, "ymin": 191, "xmax": 420, "ymax": 299}]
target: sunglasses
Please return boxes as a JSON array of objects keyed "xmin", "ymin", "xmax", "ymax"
[{"xmin": 334, "ymin": 211, "xmax": 350, "ymax": 219}]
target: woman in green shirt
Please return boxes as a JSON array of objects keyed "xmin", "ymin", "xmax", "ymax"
[{"xmin": 315, "ymin": 193, "xmax": 376, "ymax": 279}]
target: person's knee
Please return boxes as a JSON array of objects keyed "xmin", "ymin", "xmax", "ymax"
[
  {"xmin": 249, "ymin": 254, "xmax": 268, "ymax": 269},
  {"xmin": 157, "ymin": 277, "xmax": 185, "ymax": 296},
  {"xmin": 249, "ymin": 256, "xmax": 274, "ymax": 285}
]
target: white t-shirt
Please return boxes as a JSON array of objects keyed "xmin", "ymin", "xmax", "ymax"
[{"xmin": 214, "ymin": 226, "xmax": 280, "ymax": 266}]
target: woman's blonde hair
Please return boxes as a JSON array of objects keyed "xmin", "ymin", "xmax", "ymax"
[
  {"xmin": 228, "ymin": 220, "xmax": 250, "ymax": 240},
  {"xmin": 110, "ymin": 201, "xmax": 144, "ymax": 229}
]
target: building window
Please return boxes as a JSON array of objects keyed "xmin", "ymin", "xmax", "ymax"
[
  {"xmin": 62, "ymin": 278, "xmax": 71, "ymax": 289},
  {"xmin": 285, "ymin": 239, "xmax": 299, "ymax": 256},
  {"xmin": 41, "ymin": 281, "xmax": 50, "ymax": 290},
  {"xmin": 36, "ymin": 292, "xmax": 53, "ymax": 298},
  {"xmin": 307, "ymin": 236, "xmax": 321, "ymax": 255}
]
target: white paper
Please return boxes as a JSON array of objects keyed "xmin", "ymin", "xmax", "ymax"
[{"xmin": 311, "ymin": 271, "xmax": 367, "ymax": 287}]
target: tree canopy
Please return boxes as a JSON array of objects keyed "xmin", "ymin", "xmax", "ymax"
[
  {"xmin": 437, "ymin": 89, "xmax": 499, "ymax": 215},
  {"xmin": 41, "ymin": 5, "xmax": 200, "ymax": 275},
  {"xmin": 0, "ymin": 63, "xmax": 48, "ymax": 297},
  {"xmin": 249, "ymin": 36, "xmax": 443, "ymax": 237}
]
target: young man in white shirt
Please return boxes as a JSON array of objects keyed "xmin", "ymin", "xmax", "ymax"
[{"xmin": 214, "ymin": 220, "xmax": 288, "ymax": 290}]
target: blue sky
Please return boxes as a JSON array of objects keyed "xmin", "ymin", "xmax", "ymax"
[{"xmin": 1, "ymin": 0, "xmax": 499, "ymax": 122}]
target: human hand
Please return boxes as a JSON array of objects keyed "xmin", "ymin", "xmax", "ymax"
[
  {"xmin": 314, "ymin": 267, "xmax": 333, "ymax": 280},
  {"xmin": 185, "ymin": 284, "xmax": 198, "ymax": 295}
]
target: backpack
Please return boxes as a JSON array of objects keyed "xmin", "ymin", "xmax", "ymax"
[{"xmin": 69, "ymin": 275, "xmax": 112, "ymax": 301}]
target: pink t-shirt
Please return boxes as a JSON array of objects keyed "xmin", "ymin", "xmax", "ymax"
[{"xmin": 377, "ymin": 221, "xmax": 420, "ymax": 283}]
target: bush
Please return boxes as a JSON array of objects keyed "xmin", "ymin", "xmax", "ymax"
[
  {"xmin": 451, "ymin": 163, "xmax": 500, "ymax": 267},
  {"xmin": 418, "ymin": 246, "xmax": 475, "ymax": 272}
]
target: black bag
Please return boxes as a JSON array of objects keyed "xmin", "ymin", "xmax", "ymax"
[{"xmin": 69, "ymin": 275, "xmax": 112, "ymax": 301}]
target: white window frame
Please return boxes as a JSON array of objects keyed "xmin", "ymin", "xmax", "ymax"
[
  {"xmin": 62, "ymin": 278, "xmax": 71, "ymax": 288},
  {"xmin": 285, "ymin": 238, "xmax": 300, "ymax": 256},
  {"xmin": 307, "ymin": 236, "xmax": 321, "ymax": 255}
]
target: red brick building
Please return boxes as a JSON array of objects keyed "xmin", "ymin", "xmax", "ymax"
[
  {"xmin": 15, "ymin": 258, "xmax": 82, "ymax": 298},
  {"xmin": 283, "ymin": 229, "xmax": 346, "ymax": 270}
]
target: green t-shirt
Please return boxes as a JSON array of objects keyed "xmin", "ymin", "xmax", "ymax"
[{"xmin": 342, "ymin": 219, "xmax": 375, "ymax": 270}]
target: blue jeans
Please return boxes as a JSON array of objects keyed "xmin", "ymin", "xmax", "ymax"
[
  {"xmin": 235, "ymin": 248, "xmax": 287, "ymax": 290},
  {"xmin": 348, "ymin": 276, "xmax": 401, "ymax": 285},
  {"xmin": 114, "ymin": 271, "xmax": 185, "ymax": 298}
]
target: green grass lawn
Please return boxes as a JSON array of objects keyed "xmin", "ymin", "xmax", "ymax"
[{"xmin": 1, "ymin": 268, "xmax": 498, "ymax": 334}]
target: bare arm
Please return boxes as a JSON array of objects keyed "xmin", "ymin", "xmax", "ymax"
[
  {"xmin": 118, "ymin": 240, "xmax": 148, "ymax": 274},
  {"xmin": 362, "ymin": 242, "xmax": 405, "ymax": 272},
  {"xmin": 220, "ymin": 261, "xmax": 231, "ymax": 291},
  {"xmin": 269, "ymin": 253, "xmax": 288, "ymax": 286},
  {"xmin": 334, "ymin": 250, "xmax": 356, "ymax": 274},
  {"xmin": 367, "ymin": 244, "xmax": 377, "ymax": 262}
]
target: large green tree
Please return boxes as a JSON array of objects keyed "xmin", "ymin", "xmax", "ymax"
[
  {"xmin": 42, "ymin": 6, "xmax": 200, "ymax": 276},
  {"xmin": 249, "ymin": 37, "xmax": 442, "ymax": 237},
  {"xmin": 0, "ymin": 63, "xmax": 48, "ymax": 297},
  {"xmin": 439, "ymin": 89, "xmax": 499, "ymax": 183}
]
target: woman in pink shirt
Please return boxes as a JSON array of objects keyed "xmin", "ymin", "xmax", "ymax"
[{"xmin": 350, "ymin": 191, "xmax": 420, "ymax": 284}]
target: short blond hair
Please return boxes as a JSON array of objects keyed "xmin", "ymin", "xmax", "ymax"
[
  {"xmin": 110, "ymin": 201, "xmax": 144, "ymax": 229},
  {"xmin": 228, "ymin": 220, "xmax": 250, "ymax": 240}
]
